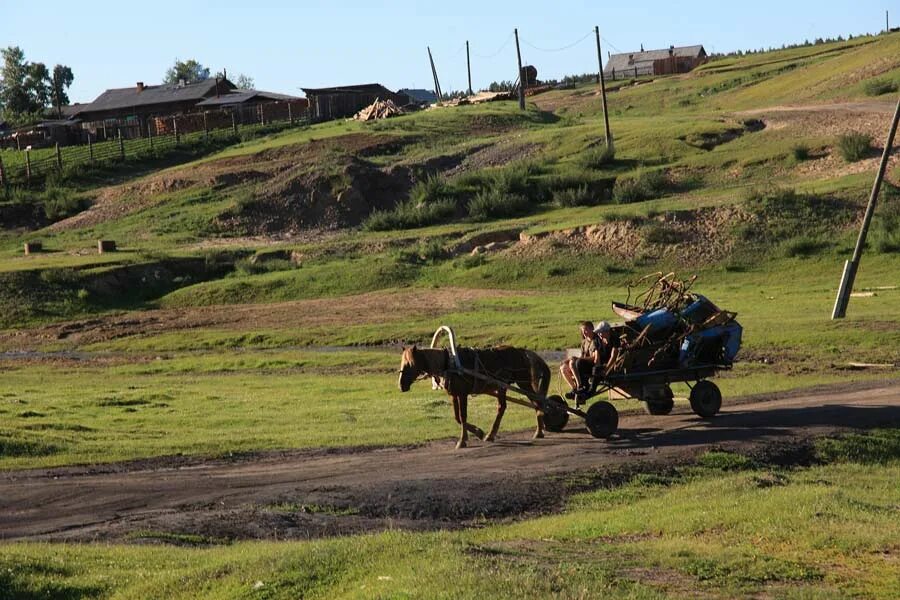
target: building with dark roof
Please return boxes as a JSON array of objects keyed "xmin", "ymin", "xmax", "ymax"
[
  {"xmin": 71, "ymin": 78, "xmax": 237, "ymax": 137},
  {"xmin": 604, "ymin": 45, "xmax": 707, "ymax": 80},
  {"xmin": 302, "ymin": 84, "xmax": 406, "ymax": 122},
  {"xmin": 195, "ymin": 89, "xmax": 303, "ymax": 109},
  {"xmin": 398, "ymin": 88, "xmax": 437, "ymax": 105}
]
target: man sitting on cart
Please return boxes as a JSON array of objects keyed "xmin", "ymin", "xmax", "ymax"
[{"xmin": 561, "ymin": 321, "xmax": 621, "ymax": 404}]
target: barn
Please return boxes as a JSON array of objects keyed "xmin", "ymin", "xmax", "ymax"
[
  {"xmin": 604, "ymin": 45, "xmax": 708, "ymax": 80},
  {"xmin": 302, "ymin": 84, "xmax": 407, "ymax": 122}
]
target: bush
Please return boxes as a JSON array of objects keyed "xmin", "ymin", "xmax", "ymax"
[
  {"xmin": 781, "ymin": 236, "xmax": 830, "ymax": 258},
  {"xmin": 395, "ymin": 240, "xmax": 447, "ymax": 265},
  {"xmin": 42, "ymin": 186, "xmax": 89, "ymax": 221},
  {"xmin": 579, "ymin": 144, "xmax": 615, "ymax": 169},
  {"xmin": 613, "ymin": 170, "xmax": 669, "ymax": 204},
  {"xmin": 871, "ymin": 211, "xmax": 900, "ymax": 253},
  {"xmin": 234, "ymin": 258, "xmax": 297, "ymax": 276},
  {"xmin": 363, "ymin": 197, "xmax": 457, "ymax": 231},
  {"xmin": 791, "ymin": 144, "xmax": 810, "ymax": 162},
  {"xmin": 836, "ymin": 132, "xmax": 873, "ymax": 162},
  {"xmin": 552, "ymin": 184, "xmax": 596, "ymax": 208},
  {"xmin": 409, "ymin": 175, "xmax": 452, "ymax": 205},
  {"xmin": 862, "ymin": 78, "xmax": 898, "ymax": 97},
  {"xmin": 467, "ymin": 188, "xmax": 530, "ymax": 221}
]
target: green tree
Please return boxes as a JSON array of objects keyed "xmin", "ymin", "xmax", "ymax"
[
  {"xmin": 50, "ymin": 64, "xmax": 75, "ymax": 118},
  {"xmin": 0, "ymin": 46, "xmax": 31, "ymax": 115},
  {"xmin": 164, "ymin": 58, "xmax": 210, "ymax": 85},
  {"xmin": 25, "ymin": 61, "xmax": 51, "ymax": 109}
]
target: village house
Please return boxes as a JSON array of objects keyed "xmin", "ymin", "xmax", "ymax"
[{"xmin": 604, "ymin": 45, "xmax": 708, "ymax": 80}]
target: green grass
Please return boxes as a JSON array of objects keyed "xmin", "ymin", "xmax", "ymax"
[{"xmin": 2, "ymin": 430, "xmax": 898, "ymax": 598}]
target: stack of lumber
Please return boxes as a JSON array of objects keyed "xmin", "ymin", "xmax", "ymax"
[{"xmin": 353, "ymin": 98, "xmax": 404, "ymax": 121}]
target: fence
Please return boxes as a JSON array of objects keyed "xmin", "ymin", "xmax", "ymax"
[
  {"xmin": 606, "ymin": 65, "xmax": 655, "ymax": 80},
  {"xmin": 0, "ymin": 100, "xmax": 309, "ymax": 193}
]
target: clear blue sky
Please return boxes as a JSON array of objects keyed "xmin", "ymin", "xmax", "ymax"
[{"xmin": 1, "ymin": 1, "xmax": 894, "ymax": 103}]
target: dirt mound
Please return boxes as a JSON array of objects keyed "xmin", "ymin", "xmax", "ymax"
[
  {"xmin": 48, "ymin": 133, "xmax": 411, "ymax": 234},
  {"xmin": 511, "ymin": 205, "xmax": 750, "ymax": 265}
]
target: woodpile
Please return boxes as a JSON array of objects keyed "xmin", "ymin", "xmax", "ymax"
[
  {"xmin": 442, "ymin": 91, "xmax": 516, "ymax": 107},
  {"xmin": 353, "ymin": 98, "xmax": 405, "ymax": 121}
]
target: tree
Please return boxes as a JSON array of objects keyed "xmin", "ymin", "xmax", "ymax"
[
  {"xmin": 0, "ymin": 46, "xmax": 31, "ymax": 115},
  {"xmin": 233, "ymin": 73, "xmax": 254, "ymax": 90},
  {"xmin": 164, "ymin": 58, "xmax": 210, "ymax": 85},
  {"xmin": 25, "ymin": 62, "xmax": 51, "ymax": 109},
  {"xmin": 50, "ymin": 64, "xmax": 74, "ymax": 118}
]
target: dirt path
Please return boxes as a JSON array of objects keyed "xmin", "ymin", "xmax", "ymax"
[{"xmin": 2, "ymin": 383, "xmax": 898, "ymax": 543}]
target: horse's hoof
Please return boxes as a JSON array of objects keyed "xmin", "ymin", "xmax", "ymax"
[
  {"xmin": 456, "ymin": 440, "xmax": 467, "ymax": 449},
  {"xmin": 472, "ymin": 427, "xmax": 485, "ymax": 440},
  {"xmin": 533, "ymin": 431, "xmax": 544, "ymax": 440},
  {"xmin": 485, "ymin": 435, "xmax": 496, "ymax": 443}
]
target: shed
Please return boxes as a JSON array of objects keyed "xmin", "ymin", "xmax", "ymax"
[
  {"xmin": 398, "ymin": 88, "xmax": 438, "ymax": 105},
  {"xmin": 302, "ymin": 84, "xmax": 405, "ymax": 122}
]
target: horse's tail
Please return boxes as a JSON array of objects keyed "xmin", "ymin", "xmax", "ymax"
[{"xmin": 530, "ymin": 351, "xmax": 551, "ymax": 398}]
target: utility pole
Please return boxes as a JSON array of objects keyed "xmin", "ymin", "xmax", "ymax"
[
  {"xmin": 427, "ymin": 46, "xmax": 443, "ymax": 104},
  {"xmin": 832, "ymin": 96, "xmax": 900, "ymax": 319},
  {"xmin": 466, "ymin": 40, "xmax": 473, "ymax": 96},
  {"xmin": 514, "ymin": 28, "xmax": 525, "ymax": 110},
  {"xmin": 887, "ymin": 10, "xmax": 890, "ymax": 33},
  {"xmin": 595, "ymin": 25, "xmax": 613, "ymax": 151}
]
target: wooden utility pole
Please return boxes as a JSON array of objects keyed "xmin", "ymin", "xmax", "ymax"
[
  {"xmin": 427, "ymin": 47, "xmax": 443, "ymax": 103},
  {"xmin": 595, "ymin": 26, "xmax": 613, "ymax": 150},
  {"xmin": 514, "ymin": 28, "xmax": 525, "ymax": 110},
  {"xmin": 832, "ymin": 96, "xmax": 900, "ymax": 319},
  {"xmin": 0, "ymin": 155, "xmax": 8, "ymax": 201},
  {"xmin": 466, "ymin": 41, "xmax": 473, "ymax": 95},
  {"xmin": 55, "ymin": 143, "xmax": 62, "ymax": 172}
]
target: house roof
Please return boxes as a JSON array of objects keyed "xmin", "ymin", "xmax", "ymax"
[
  {"xmin": 196, "ymin": 89, "xmax": 301, "ymax": 107},
  {"xmin": 398, "ymin": 88, "xmax": 437, "ymax": 103},
  {"xmin": 72, "ymin": 78, "xmax": 235, "ymax": 116},
  {"xmin": 605, "ymin": 45, "xmax": 706, "ymax": 73},
  {"xmin": 301, "ymin": 83, "xmax": 395, "ymax": 96}
]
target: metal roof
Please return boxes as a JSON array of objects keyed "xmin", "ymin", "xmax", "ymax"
[
  {"xmin": 72, "ymin": 78, "xmax": 235, "ymax": 116},
  {"xmin": 604, "ymin": 45, "xmax": 706, "ymax": 73},
  {"xmin": 196, "ymin": 89, "xmax": 301, "ymax": 107},
  {"xmin": 399, "ymin": 88, "xmax": 438, "ymax": 103}
]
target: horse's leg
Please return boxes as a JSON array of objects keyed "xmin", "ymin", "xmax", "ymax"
[
  {"xmin": 485, "ymin": 389, "xmax": 507, "ymax": 442},
  {"xmin": 456, "ymin": 394, "xmax": 469, "ymax": 449},
  {"xmin": 534, "ymin": 410, "xmax": 545, "ymax": 439}
]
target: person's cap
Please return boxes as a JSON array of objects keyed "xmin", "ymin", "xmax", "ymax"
[{"xmin": 594, "ymin": 321, "xmax": 612, "ymax": 335}]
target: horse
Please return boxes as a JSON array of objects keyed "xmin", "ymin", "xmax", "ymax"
[{"xmin": 398, "ymin": 345, "xmax": 551, "ymax": 449}]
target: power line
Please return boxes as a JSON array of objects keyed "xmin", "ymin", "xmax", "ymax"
[
  {"xmin": 521, "ymin": 30, "xmax": 593, "ymax": 53},
  {"xmin": 472, "ymin": 32, "xmax": 515, "ymax": 59},
  {"xmin": 601, "ymin": 36, "xmax": 623, "ymax": 54}
]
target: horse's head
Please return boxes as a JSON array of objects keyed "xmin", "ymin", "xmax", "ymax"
[{"xmin": 398, "ymin": 345, "xmax": 421, "ymax": 392}]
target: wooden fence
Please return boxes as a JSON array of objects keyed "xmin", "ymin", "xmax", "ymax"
[{"xmin": 0, "ymin": 100, "xmax": 309, "ymax": 194}]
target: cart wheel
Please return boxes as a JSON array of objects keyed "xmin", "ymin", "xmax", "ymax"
[
  {"xmin": 689, "ymin": 380, "xmax": 722, "ymax": 418},
  {"xmin": 644, "ymin": 397, "xmax": 674, "ymax": 415},
  {"xmin": 542, "ymin": 395, "xmax": 569, "ymax": 433},
  {"xmin": 585, "ymin": 401, "xmax": 619, "ymax": 439}
]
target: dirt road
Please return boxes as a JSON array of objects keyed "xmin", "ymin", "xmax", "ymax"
[{"xmin": 2, "ymin": 382, "xmax": 898, "ymax": 543}]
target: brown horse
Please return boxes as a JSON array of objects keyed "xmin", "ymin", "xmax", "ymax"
[{"xmin": 398, "ymin": 345, "xmax": 551, "ymax": 449}]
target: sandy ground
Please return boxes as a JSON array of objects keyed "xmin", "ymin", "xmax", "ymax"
[{"xmin": 1, "ymin": 381, "xmax": 897, "ymax": 543}]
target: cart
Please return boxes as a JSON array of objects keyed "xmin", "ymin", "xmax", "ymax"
[{"xmin": 430, "ymin": 326, "xmax": 620, "ymax": 439}]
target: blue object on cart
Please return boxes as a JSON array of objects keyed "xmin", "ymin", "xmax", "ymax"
[
  {"xmin": 634, "ymin": 308, "xmax": 678, "ymax": 331},
  {"xmin": 679, "ymin": 321, "xmax": 743, "ymax": 366}
]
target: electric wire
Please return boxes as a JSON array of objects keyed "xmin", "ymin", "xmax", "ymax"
[
  {"xmin": 521, "ymin": 30, "xmax": 594, "ymax": 53},
  {"xmin": 471, "ymin": 32, "xmax": 515, "ymax": 59}
]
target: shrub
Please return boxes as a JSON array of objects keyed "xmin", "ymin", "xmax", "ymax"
[
  {"xmin": 791, "ymin": 144, "xmax": 810, "ymax": 161},
  {"xmin": 234, "ymin": 258, "xmax": 297, "ymax": 276},
  {"xmin": 552, "ymin": 184, "xmax": 596, "ymax": 207},
  {"xmin": 363, "ymin": 197, "xmax": 457, "ymax": 231},
  {"xmin": 862, "ymin": 78, "xmax": 898, "ymax": 97},
  {"xmin": 467, "ymin": 188, "xmax": 530, "ymax": 221},
  {"xmin": 395, "ymin": 240, "xmax": 447, "ymax": 265},
  {"xmin": 871, "ymin": 211, "xmax": 900, "ymax": 253},
  {"xmin": 836, "ymin": 132, "xmax": 873, "ymax": 162},
  {"xmin": 579, "ymin": 144, "xmax": 615, "ymax": 169},
  {"xmin": 613, "ymin": 170, "xmax": 669, "ymax": 204},
  {"xmin": 42, "ymin": 186, "xmax": 89, "ymax": 221},
  {"xmin": 781, "ymin": 236, "xmax": 830, "ymax": 258},
  {"xmin": 409, "ymin": 175, "xmax": 452, "ymax": 205}
]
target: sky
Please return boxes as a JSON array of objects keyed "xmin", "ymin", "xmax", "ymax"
[{"xmin": 0, "ymin": 1, "xmax": 895, "ymax": 103}]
